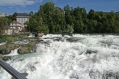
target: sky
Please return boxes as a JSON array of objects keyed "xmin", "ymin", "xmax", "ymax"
[{"xmin": 0, "ymin": 0, "xmax": 119, "ymax": 14}]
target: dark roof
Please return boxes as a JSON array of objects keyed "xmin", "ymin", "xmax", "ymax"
[{"xmin": 17, "ymin": 13, "xmax": 29, "ymax": 16}]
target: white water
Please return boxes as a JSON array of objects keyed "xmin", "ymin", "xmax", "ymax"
[
  {"xmin": 3, "ymin": 48, "xmax": 19, "ymax": 56},
  {"xmin": 0, "ymin": 34, "xmax": 119, "ymax": 79},
  {"xmin": 0, "ymin": 42, "xmax": 6, "ymax": 46}
]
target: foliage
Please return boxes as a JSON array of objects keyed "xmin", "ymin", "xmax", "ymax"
[
  {"xmin": 0, "ymin": 17, "xmax": 9, "ymax": 35},
  {"xmin": 0, "ymin": 12, "xmax": 17, "ymax": 35},
  {"xmin": 27, "ymin": 2, "xmax": 119, "ymax": 34},
  {"xmin": 1, "ymin": 2, "xmax": 119, "ymax": 34}
]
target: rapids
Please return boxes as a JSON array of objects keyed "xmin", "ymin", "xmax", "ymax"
[{"xmin": 0, "ymin": 34, "xmax": 119, "ymax": 79}]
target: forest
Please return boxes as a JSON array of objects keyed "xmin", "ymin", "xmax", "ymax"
[{"xmin": 1, "ymin": 2, "xmax": 119, "ymax": 34}]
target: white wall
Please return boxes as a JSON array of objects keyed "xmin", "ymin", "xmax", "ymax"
[{"xmin": 17, "ymin": 17, "xmax": 29, "ymax": 26}]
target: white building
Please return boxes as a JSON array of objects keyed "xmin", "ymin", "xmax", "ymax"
[
  {"xmin": 10, "ymin": 20, "xmax": 22, "ymax": 34},
  {"xmin": 16, "ymin": 13, "xmax": 29, "ymax": 27}
]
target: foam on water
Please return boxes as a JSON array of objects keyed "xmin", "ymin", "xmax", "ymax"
[{"xmin": 0, "ymin": 34, "xmax": 119, "ymax": 79}]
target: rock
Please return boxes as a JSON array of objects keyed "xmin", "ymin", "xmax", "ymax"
[
  {"xmin": 0, "ymin": 38, "xmax": 38, "ymax": 55},
  {"xmin": 21, "ymin": 73, "xmax": 28, "ymax": 77},
  {"xmin": 18, "ymin": 40, "xmax": 38, "ymax": 54},
  {"xmin": 0, "ymin": 43, "xmax": 20, "ymax": 55},
  {"xmin": 12, "ymin": 73, "xmax": 28, "ymax": 79},
  {"xmin": 2, "ymin": 56, "xmax": 11, "ymax": 61},
  {"xmin": 0, "ymin": 54, "xmax": 3, "ymax": 58},
  {"xmin": 62, "ymin": 32, "xmax": 73, "ymax": 36},
  {"xmin": 85, "ymin": 49, "xmax": 98, "ymax": 54},
  {"xmin": 0, "ymin": 50, "xmax": 2, "ymax": 54},
  {"xmin": 37, "ymin": 33, "xmax": 44, "ymax": 37},
  {"xmin": 18, "ymin": 46, "xmax": 31, "ymax": 54}
]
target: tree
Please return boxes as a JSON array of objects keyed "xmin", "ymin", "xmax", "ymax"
[
  {"xmin": 26, "ymin": 2, "xmax": 119, "ymax": 34},
  {"xmin": 0, "ymin": 18, "xmax": 8, "ymax": 35}
]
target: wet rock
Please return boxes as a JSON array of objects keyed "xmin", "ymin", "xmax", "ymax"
[
  {"xmin": 85, "ymin": 49, "xmax": 98, "ymax": 54},
  {"xmin": 0, "ymin": 54, "xmax": 2, "ymax": 58},
  {"xmin": 53, "ymin": 37, "xmax": 63, "ymax": 41},
  {"xmin": 18, "ymin": 46, "xmax": 31, "ymax": 54},
  {"xmin": 38, "ymin": 39, "xmax": 43, "ymax": 42},
  {"xmin": 2, "ymin": 56, "xmax": 11, "ymax": 61},
  {"xmin": 0, "ymin": 49, "xmax": 10, "ymax": 55},
  {"xmin": 12, "ymin": 73, "xmax": 28, "ymax": 79},
  {"xmin": 37, "ymin": 33, "xmax": 44, "ymax": 37},
  {"xmin": 0, "ymin": 50, "xmax": 2, "ymax": 54},
  {"xmin": 0, "ymin": 43, "xmax": 20, "ymax": 55},
  {"xmin": 18, "ymin": 40, "xmax": 38, "ymax": 54},
  {"xmin": 66, "ymin": 37, "xmax": 80, "ymax": 42}
]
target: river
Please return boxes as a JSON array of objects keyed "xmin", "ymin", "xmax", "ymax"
[{"xmin": 0, "ymin": 34, "xmax": 119, "ymax": 79}]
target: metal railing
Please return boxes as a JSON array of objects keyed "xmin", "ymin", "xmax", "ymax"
[{"xmin": 0, "ymin": 58, "xmax": 27, "ymax": 79}]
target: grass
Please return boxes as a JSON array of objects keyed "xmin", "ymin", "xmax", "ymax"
[{"xmin": 0, "ymin": 34, "xmax": 28, "ymax": 43}]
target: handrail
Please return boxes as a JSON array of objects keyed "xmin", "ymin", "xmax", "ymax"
[{"xmin": 0, "ymin": 58, "xmax": 27, "ymax": 79}]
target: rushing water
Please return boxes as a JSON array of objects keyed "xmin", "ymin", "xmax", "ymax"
[{"xmin": 1, "ymin": 34, "xmax": 119, "ymax": 79}]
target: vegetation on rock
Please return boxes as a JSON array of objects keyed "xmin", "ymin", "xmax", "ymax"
[
  {"xmin": 18, "ymin": 40, "xmax": 38, "ymax": 54},
  {"xmin": 0, "ymin": 43, "xmax": 19, "ymax": 55}
]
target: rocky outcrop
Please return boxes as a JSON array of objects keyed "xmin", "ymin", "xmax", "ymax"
[
  {"xmin": 18, "ymin": 40, "xmax": 38, "ymax": 54},
  {"xmin": 0, "ymin": 43, "xmax": 20, "ymax": 55}
]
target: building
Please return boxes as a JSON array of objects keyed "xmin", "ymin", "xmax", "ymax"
[
  {"xmin": 16, "ymin": 13, "xmax": 29, "ymax": 27},
  {"xmin": 2, "ymin": 25, "xmax": 12, "ymax": 35},
  {"xmin": 10, "ymin": 20, "xmax": 22, "ymax": 34},
  {"xmin": 2, "ymin": 20, "xmax": 27, "ymax": 35},
  {"xmin": 2, "ymin": 13, "xmax": 29, "ymax": 35},
  {"xmin": 0, "ymin": 13, "xmax": 10, "ymax": 17}
]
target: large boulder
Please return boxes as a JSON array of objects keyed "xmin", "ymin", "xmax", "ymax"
[
  {"xmin": 18, "ymin": 46, "xmax": 31, "ymax": 54},
  {"xmin": 18, "ymin": 40, "xmax": 38, "ymax": 54}
]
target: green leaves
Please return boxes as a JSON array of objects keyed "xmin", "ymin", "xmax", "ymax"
[{"xmin": 26, "ymin": 2, "xmax": 119, "ymax": 34}]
